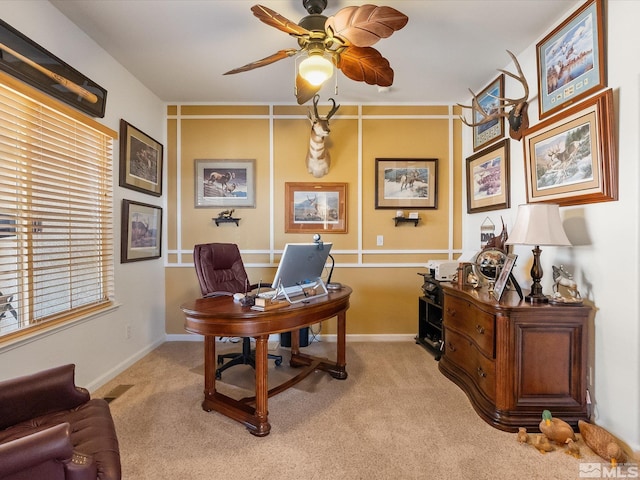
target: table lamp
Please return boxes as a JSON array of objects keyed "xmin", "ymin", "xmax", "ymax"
[{"xmin": 505, "ymin": 203, "xmax": 570, "ymax": 303}]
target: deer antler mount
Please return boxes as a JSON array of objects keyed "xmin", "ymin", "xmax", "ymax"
[{"xmin": 459, "ymin": 50, "xmax": 530, "ymax": 141}]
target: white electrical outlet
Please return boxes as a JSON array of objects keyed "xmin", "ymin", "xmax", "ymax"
[{"xmin": 376, "ymin": 235, "xmax": 383, "ymax": 246}]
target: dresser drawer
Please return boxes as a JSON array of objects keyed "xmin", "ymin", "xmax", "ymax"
[
  {"xmin": 444, "ymin": 295, "xmax": 495, "ymax": 358},
  {"xmin": 444, "ymin": 328, "xmax": 496, "ymax": 401}
]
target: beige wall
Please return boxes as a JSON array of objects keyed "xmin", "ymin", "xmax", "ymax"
[{"xmin": 165, "ymin": 104, "xmax": 463, "ymax": 336}]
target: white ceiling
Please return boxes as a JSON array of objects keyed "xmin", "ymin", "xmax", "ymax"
[{"xmin": 50, "ymin": 0, "xmax": 579, "ymax": 105}]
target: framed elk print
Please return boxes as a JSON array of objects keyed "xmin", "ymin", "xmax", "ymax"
[
  {"xmin": 375, "ymin": 158, "xmax": 438, "ymax": 209},
  {"xmin": 119, "ymin": 120, "xmax": 163, "ymax": 196},
  {"xmin": 466, "ymin": 139, "xmax": 511, "ymax": 214},
  {"xmin": 194, "ymin": 159, "xmax": 256, "ymax": 208},
  {"xmin": 536, "ymin": 0, "xmax": 606, "ymax": 119},
  {"xmin": 121, "ymin": 200, "xmax": 162, "ymax": 263},
  {"xmin": 285, "ymin": 182, "xmax": 347, "ymax": 233},
  {"xmin": 523, "ymin": 88, "xmax": 616, "ymax": 206},
  {"xmin": 470, "ymin": 75, "xmax": 505, "ymax": 152}
]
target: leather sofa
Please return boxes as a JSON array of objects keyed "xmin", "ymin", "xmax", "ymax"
[{"xmin": 0, "ymin": 364, "xmax": 121, "ymax": 480}]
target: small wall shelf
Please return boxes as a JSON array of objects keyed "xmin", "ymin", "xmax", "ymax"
[
  {"xmin": 393, "ymin": 216, "xmax": 419, "ymax": 227},
  {"xmin": 213, "ymin": 217, "xmax": 240, "ymax": 226}
]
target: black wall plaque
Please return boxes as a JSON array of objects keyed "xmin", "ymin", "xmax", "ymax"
[{"xmin": 0, "ymin": 19, "xmax": 107, "ymax": 117}]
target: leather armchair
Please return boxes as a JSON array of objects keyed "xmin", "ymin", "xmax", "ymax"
[{"xmin": 0, "ymin": 364, "xmax": 121, "ymax": 480}]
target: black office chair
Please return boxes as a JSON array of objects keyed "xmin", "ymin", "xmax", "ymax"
[{"xmin": 193, "ymin": 243, "xmax": 282, "ymax": 379}]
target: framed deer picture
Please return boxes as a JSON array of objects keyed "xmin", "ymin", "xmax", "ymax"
[
  {"xmin": 121, "ymin": 199, "xmax": 162, "ymax": 263},
  {"xmin": 285, "ymin": 182, "xmax": 347, "ymax": 233},
  {"xmin": 375, "ymin": 158, "xmax": 438, "ymax": 209},
  {"xmin": 523, "ymin": 88, "xmax": 616, "ymax": 206}
]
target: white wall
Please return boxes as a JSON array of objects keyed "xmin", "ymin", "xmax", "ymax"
[
  {"xmin": 0, "ymin": 1, "xmax": 167, "ymax": 389},
  {"xmin": 462, "ymin": 0, "xmax": 639, "ymax": 449}
]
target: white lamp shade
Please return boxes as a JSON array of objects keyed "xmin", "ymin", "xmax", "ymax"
[
  {"xmin": 299, "ymin": 54, "xmax": 333, "ymax": 86},
  {"xmin": 505, "ymin": 204, "xmax": 571, "ymax": 246}
]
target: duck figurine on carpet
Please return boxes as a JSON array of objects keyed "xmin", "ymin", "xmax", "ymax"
[
  {"xmin": 539, "ymin": 410, "xmax": 576, "ymax": 445},
  {"xmin": 578, "ymin": 420, "xmax": 628, "ymax": 466}
]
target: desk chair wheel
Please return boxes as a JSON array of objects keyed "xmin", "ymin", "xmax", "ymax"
[{"xmin": 275, "ymin": 358, "xmax": 282, "ymax": 367}]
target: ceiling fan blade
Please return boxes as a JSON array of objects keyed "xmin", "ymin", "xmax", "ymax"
[
  {"xmin": 326, "ymin": 5, "xmax": 408, "ymax": 48},
  {"xmin": 295, "ymin": 74, "xmax": 322, "ymax": 105},
  {"xmin": 251, "ymin": 5, "xmax": 311, "ymax": 37},
  {"xmin": 223, "ymin": 49, "xmax": 298, "ymax": 75},
  {"xmin": 337, "ymin": 46, "xmax": 394, "ymax": 87}
]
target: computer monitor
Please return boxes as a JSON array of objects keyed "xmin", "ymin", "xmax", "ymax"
[{"xmin": 272, "ymin": 242, "xmax": 332, "ymax": 299}]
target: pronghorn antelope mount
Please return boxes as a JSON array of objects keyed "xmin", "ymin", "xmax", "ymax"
[
  {"xmin": 459, "ymin": 50, "xmax": 530, "ymax": 141},
  {"xmin": 306, "ymin": 94, "xmax": 340, "ymax": 178}
]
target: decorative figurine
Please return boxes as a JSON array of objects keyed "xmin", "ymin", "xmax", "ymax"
[{"xmin": 539, "ymin": 410, "xmax": 575, "ymax": 445}]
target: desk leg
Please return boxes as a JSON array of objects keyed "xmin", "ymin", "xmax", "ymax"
[
  {"xmin": 333, "ymin": 311, "xmax": 348, "ymax": 379},
  {"xmin": 251, "ymin": 335, "xmax": 271, "ymax": 436},
  {"xmin": 202, "ymin": 335, "xmax": 216, "ymax": 411},
  {"xmin": 290, "ymin": 327, "xmax": 300, "ymax": 358}
]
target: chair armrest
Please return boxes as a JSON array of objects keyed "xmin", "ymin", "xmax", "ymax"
[
  {"xmin": 0, "ymin": 364, "xmax": 90, "ymax": 430},
  {"xmin": 0, "ymin": 423, "xmax": 73, "ymax": 478}
]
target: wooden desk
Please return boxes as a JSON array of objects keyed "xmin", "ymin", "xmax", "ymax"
[{"xmin": 180, "ymin": 286, "xmax": 351, "ymax": 436}]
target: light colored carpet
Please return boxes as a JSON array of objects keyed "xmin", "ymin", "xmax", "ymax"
[{"xmin": 95, "ymin": 340, "xmax": 612, "ymax": 479}]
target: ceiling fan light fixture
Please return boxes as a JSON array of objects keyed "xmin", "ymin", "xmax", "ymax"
[{"xmin": 299, "ymin": 53, "xmax": 333, "ymax": 86}]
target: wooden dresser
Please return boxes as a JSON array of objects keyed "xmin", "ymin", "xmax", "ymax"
[{"xmin": 439, "ymin": 283, "xmax": 591, "ymax": 432}]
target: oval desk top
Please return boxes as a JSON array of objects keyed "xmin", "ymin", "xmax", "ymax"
[{"xmin": 180, "ymin": 285, "xmax": 351, "ymax": 337}]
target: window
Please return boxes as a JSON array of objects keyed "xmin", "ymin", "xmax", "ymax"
[{"xmin": 0, "ymin": 73, "xmax": 116, "ymax": 341}]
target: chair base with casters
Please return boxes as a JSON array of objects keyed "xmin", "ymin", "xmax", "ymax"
[{"xmin": 216, "ymin": 337, "xmax": 283, "ymax": 379}]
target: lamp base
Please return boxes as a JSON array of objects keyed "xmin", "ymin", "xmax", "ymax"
[{"xmin": 525, "ymin": 292, "xmax": 549, "ymax": 304}]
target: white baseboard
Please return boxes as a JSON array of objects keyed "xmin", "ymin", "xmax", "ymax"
[{"xmin": 86, "ymin": 336, "xmax": 165, "ymax": 392}]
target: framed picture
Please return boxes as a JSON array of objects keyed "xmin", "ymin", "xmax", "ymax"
[
  {"xmin": 493, "ymin": 253, "xmax": 518, "ymax": 301},
  {"xmin": 523, "ymin": 88, "xmax": 616, "ymax": 206},
  {"xmin": 121, "ymin": 200, "xmax": 162, "ymax": 263},
  {"xmin": 119, "ymin": 120, "xmax": 163, "ymax": 197},
  {"xmin": 195, "ymin": 159, "xmax": 256, "ymax": 208},
  {"xmin": 285, "ymin": 182, "xmax": 347, "ymax": 233},
  {"xmin": 536, "ymin": 0, "xmax": 606, "ymax": 119},
  {"xmin": 472, "ymin": 75, "xmax": 505, "ymax": 152},
  {"xmin": 375, "ymin": 158, "xmax": 438, "ymax": 209},
  {"xmin": 466, "ymin": 139, "xmax": 510, "ymax": 214}
]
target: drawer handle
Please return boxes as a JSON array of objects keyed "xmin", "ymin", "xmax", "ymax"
[
  {"xmin": 447, "ymin": 341, "xmax": 456, "ymax": 352},
  {"xmin": 475, "ymin": 324, "xmax": 485, "ymax": 334},
  {"xmin": 477, "ymin": 367, "xmax": 487, "ymax": 378}
]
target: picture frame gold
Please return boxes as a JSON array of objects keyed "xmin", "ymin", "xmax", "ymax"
[
  {"xmin": 523, "ymin": 88, "xmax": 616, "ymax": 206},
  {"xmin": 375, "ymin": 158, "xmax": 438, "ymax": 209},
  {"xmin": 536, "ymin": 0, "xmax": 606, "ymax": 119},
  {"xmin": 466, "ymin": 139, "xmax": 510, "ymax": 214},
  {"xmin": 285, "ymin": 182, "xmax": 347, "ymax": 233},
  {"xmin": 121, "ymin": 199, "xmax": 162, "ymax": 263},
  {"xmin": 119, "ymin": 120, "xmax": 163, "ymax": 197}
]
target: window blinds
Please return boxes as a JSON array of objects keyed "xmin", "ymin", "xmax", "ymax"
[{"xmin": 0, "ymin": 78, "xmax": 115, "ymax": 340}]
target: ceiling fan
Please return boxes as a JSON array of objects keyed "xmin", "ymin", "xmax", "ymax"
[{"xmin": 224, "ymin": 0, "xmax": 408, "ymax": 104}]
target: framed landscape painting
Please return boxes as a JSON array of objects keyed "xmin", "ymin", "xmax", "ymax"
[
  {"xmin": 471, "ymin": 75, "xmax": 505, "ymax": 152},
  {"xmin": 523, "ymin": 88, "xmax": 616, "ymax": 206},
  {"xmin": 466, "ymin": 139, "xmax": 510, "ymax": 214},
  {"xmin": 375, "ymin": 159, "xmax": 438, "ymax": 209},
  {"xmin": 536, "ymin": 0, "xmax": 606, "ymax": 119},
  {"xmin": 194, "ymin": 159, "xmax": 256, "ymax": 208},
  {"xmin": 285, "ymin": 182, "xmax": 347, "ymax": 233}
]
